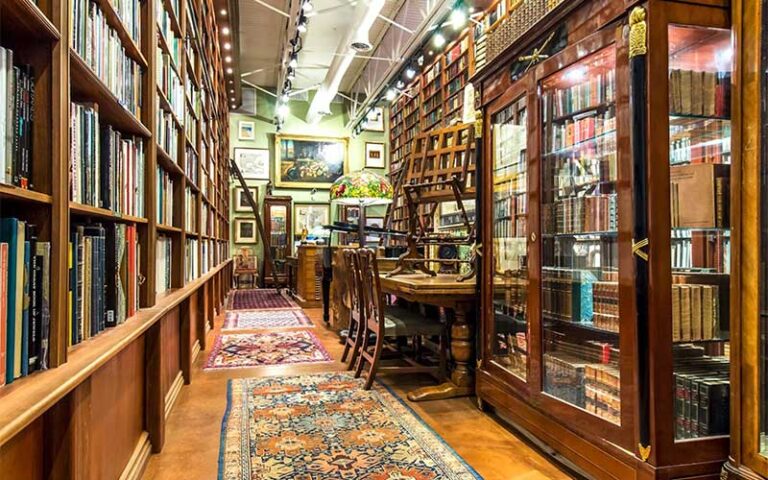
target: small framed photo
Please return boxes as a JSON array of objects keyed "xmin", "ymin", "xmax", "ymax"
[
  {"xmin": 233, "ymin": 186, "xmax": 259, "ymax": 212},
  {"xmin": 234, "ymin": 218, "xmax": 258, "ymax": 244},
  {"xmin": 234, "ymin": 148, "xmax": 270, "ymax": 180},
  {"xmin": 238, "ymin": 120, "xmax": 256, "ymax": 140},
  {"xmin": 294, "ymin": 203, "xmax": 330, "ymax": 236},
  {"xmin": 365, "ymin": 108, "xmax": 385, "ymax": 132},
  {"xmin": 365, "ymin": 142, "xmax": 385, "ymax": 169},
  {"xmin": 365, "ymin": 216, "xmax": 384, "ymax": 242}
]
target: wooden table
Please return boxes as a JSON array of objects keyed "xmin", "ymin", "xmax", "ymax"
[{"xmin": 379, "ymin": 273, "xmax": 477, "ymax": 402}]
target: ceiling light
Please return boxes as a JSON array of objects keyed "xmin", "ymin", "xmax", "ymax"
[
  {"xmin": 287, "ymin": 67, "xmax": 295, "ymax": 80},
  {"xmin": 224, "ymin": 42, "xmax": 231, "ymax": 50},
  {"xmin": 281, "ymin": 91, "xmax": 289, "ymax": 103},
  {"xmin": 226, "ymin": 67, "xmax": 233, "ymax": 74},
  {"xmin": 385, "ymin": 88, "xmax": 396, "ymax": 101},
  {"xmin": 302, "ymin": 0, "xmax": 313, "ymax": 12},
  {"xmin": 229, "ymin": 88, "xmax": 234, "ymax": 93},
  {"xmin": 433, "ymin": 33, "xmax": 446, "ymax": 48},
  {"xmin": 405, "ymin": 67, "xmax": 416, "ymax": 79},
  {"xmin": 277, "ymin": 103, "xmax": 290, "ymax": 118},
  {"xmin": 297, "ymin": 14, "xmax": 308, "ymax": 33},
  {"xmin": 225, "ymin": 56, "xmax": 232, "ymax": 62},
  {"xmin": 450, "ymin": 9, "xmax": 467, "ymax": 30},
  {"xmin": 289, "ymin": 52, "xmax": 298, "ymax": 68},
  {"xmin": 396, "ymin": 80, "xmax": 404, "ymax": 89},
  {"xmin": 220, "ymin": 8, "xmax": 227, "ymax": 15},
  {"xmin": 222, "ymin": 26, "xmax": 230, "ymax": 35}
]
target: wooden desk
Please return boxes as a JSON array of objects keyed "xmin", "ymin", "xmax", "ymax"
[{"xmin": 379, "ymin": 273, "xmax": 477, "ymax": 402}]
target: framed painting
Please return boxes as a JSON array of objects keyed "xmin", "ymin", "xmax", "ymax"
[
  {"xmin": 365, "ymin": 216, "xmax": 385, "ymax": 242},
  {"xmin": 238, "ymin": 120, "xmax": 255, "ymax": 140},
  {"xmin": 233, "ymin": 186, "xmax": 259, "ymax": 212},
  {"xmin": 234, "ymin": 218, "xmax": 258, "ymax": 244},
  {"xmin": 294, "ymin": 203, "xmax": 330, "ymax": 236},
  {"xmin": 365, "ymin": 142, "xmax": 385, "ymax": 169},
  {"xmin": 234, "ymin": 148, "xmax": 270, "ymax": 180},
  {"xmin": 275, "ymin": 135, "xmax": 348, "ymax": 188},
  {"xmin": 365, "ymin": 107, "xmax": 385, "ymax": 132}
]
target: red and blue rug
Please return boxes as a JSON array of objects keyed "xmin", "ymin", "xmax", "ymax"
[
  {"xmin": 218, "ymin": 372, "xmax": 481, "ymax": 480},
  {"xmin": 204, "ymin": 331, "xmax": 332, "ymax": 370},
  {"xmin": 227, "ymin": 289, "xmax": 299, "ymax": 311},
  {"xmin": 223, "ymin": 309, "xmax": 314, "ymax": 331}
]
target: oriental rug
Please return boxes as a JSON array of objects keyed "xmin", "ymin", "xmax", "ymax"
[
  {"xmin": 217, "ymin": 372, "xmax": 482, "ymax": 480},
  {"xmin": 223, "ymin": 309, "xmax": 314, "ymax": 331},
  {"xmin": 227, "ymin": 289, "xmax": 299, "ymax": 311},
  {"xmin": 204, "ymin": 331, "xmax": 331, "ymax": 370}
]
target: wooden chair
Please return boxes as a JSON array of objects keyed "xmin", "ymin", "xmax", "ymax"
[
  {"xmin": 354, "ymin": 248, "xmax": 448, "ymax": 390},
  {"xmin": 340, "ymin": 249, "xmax": 365, "ymax": 370}
]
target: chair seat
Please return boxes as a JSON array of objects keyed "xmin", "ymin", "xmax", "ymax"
[{"xmin": 383, "ymin": 306, "xmax": 443, "ymax": 336}]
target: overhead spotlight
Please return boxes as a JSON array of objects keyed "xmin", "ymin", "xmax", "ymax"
[
  {"xmin": 224, "ymin": 42, "xmax": 231, "ymax": 50},
  {"xmin": 405, "ymin": 67, "xmax": 416, "ymax": 79},
  {"xmin": 302, "ymin": 0, "xmax": 313, "ymax": 12},
  {"xmin": 228, "ymin": 79, "xmax": 234, "ymax": 84},
  {"xmin": 220, "ymin": 8, "xmax": 227, "ymax": 15},
  {"xmin": 225, "ymin": 56, "xmax": 232, "ymax": 62},
  {"xmin": 385, "ymin": 88, "xmax": 396, "ymax": 101},
  {"xmin": 417, "ymin": 55, "xmax": 424, "ymax": 66},
  {"xmin": 450, "ymin": 8, "xmax": 467, "ymax": 30},
  {"xmin": 287, "ymin": 67, "xmax": 296, "ymax": 80},
  {"xmin": 229, "ymin": 88, "xmax": 234, "ymax": 93},
  {"xmin": 297, "ymin": 14, "xmax": 308, "ymax": 33},
  {"xmin": 222, "ymin": 26, "xmax": 230, "ymax": 35},
  {"xmin": 289, "ymin": 52, "xmax": 298, "ymax": 68},
  {"xmin": 281, "ymin": 91, "xmax": 289, "ymax": 103},
  {"xmin": 226, "ymin": 67, "xmax": 233, "ymax": 74},
  {"xmin": 433, "ymin": 32, "xmax": 446, "ymax": 48},
  {"xmin": 277, "ymin": 103, "xmax": 290, "ymax": 118}
]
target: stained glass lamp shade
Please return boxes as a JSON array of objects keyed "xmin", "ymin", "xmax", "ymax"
[{"xmin": 330, "ymin": 170, "xmax": 393, "ymax": 244}]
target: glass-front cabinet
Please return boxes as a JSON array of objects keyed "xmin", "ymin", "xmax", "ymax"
[{"xmin": 263, "ymin": 195, "xmax": 292, "ymax": 286}]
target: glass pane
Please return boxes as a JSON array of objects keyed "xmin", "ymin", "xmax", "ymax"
[
  {"xmin": 491, "ymin": 96, "xmax": 529, "ymax": 381},
  {"xmin": 540, "ymin": 45, "xmax": 621, "ymax": 425},
  {"xmin": 668, "ymin": 24, "xmax": 732, "ymax": 441},
  {"xmin": 270, "ymin": 205, "xmax": 289, "ymax": 273}
]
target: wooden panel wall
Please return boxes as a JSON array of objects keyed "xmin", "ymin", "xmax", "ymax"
[
  {"xmin": 160, "ymin": 309, "xmax": 181, "ymax": 398},
  {"xmin": 0, "ymin": 418, "xmax": 43, "ymax": 479}
]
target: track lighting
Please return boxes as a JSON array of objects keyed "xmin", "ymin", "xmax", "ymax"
[
  {"xmin": 224, "ymin": 42, "xmax": 231, "ymax": 50},
  {"xmin": 396, "ymin": 80, "xmax": 404, "ymax": 89},
  {"xmin": 385, "ymin": 88, "xmax": 396, "ymax": 101},
  {"xmin": 281, "ymin": 91, "xmax": 289, "ymax": 103},
  {"xmin": 302, "ymin": 0, "xmax": 313, "ymax": 12},
  {"xmin": 277, "ymin": 103, "xmax": 290, "ymax": 118},
  {"xmin": 222, "ymin": 26, "xmax": 230, "ymax": 35},
  {"xmin": 297, "ymin": 14, "xmax": 308, "ymax": 33},
  {"xmin": 226, "ymin": 67, "xmax": 233, "ymax": 74},
  {"xmin": 405, "ymin": 67, "xmax": 416, "ymax": 79},
  {"xmin": 287, "ymin": 67, "xmax": 295, "ymax": 80},
  {"xmin": 289, "ymin": 52, "xmax": 298, "ymax": 68},
  {"xmin": 220, "ymin": 8, "xmax": 227, "ymax": 15},
  {"xmin": 450, "ymin": 8, "xmax": 467, "ymax": 30}
]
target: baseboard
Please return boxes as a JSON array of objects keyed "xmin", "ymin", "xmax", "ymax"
[
  {"xmin": 191, "ymin": 339, "xmax": 201, "ymax": 362},
  {"xmin": 164, "ymin": 371, "xmax": 184, "ymax": 420},
  {"xmin": 119, "ymin": 431, "xmax": 151, "ymax": 480}
]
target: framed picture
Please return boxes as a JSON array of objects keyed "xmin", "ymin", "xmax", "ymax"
[
  {"xmin": 365, "ymin": 142, "xmax": 385, "ymax": 169},
  {"xmin": 275, "ymin": 135, "xmax": 348, "ymax": 188},
  {"xmin": 365, "ymin": 216, "xmax": 384, "ymax": 243},
  {"xmin": 294, "ymin": 203, "xmax": 330, "ymax": 236},
  {"xmin": 234, "ymin": 246, "xmax": 257, "ymax": 270},
  {"xmin": 238, "ymin": 120, "xmax": 255, "ymax": 140},
  {"xmin": 365, "ymin": 108, "xmax": 385, "ymax": 132},
  {"xmin": 234, "ymin": 148, "xmax": 270, "ymax": 180},
  {"xmin": 234, "ymin": 218, "xmax": 258, "ymax": 243},
  {"xmin": 233, "ymin": 186, "xmax": 259, "ymax": 212}
]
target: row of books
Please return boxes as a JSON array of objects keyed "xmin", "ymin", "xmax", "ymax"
[
  {"xmin": 544, "ymin": 194, "xmax": 618, "ymax": 235},
  {"xmin": 156, "ymin": 235, "xmax": 172, "ymax": 294},
  {"xmin": 670, "ymin": 230, "xmax": 730, "ymax": 273},
  {"xmin": 670, "ymin": 163, "xmax": 730, "ymax": 229},
  {"xmin": 493, "ymin": 237, "xmax": 527, "ymax": 274},
  {"xmin": 548, "ymin": 151, "xmax": 617, "ymax": 196},
  {"xmin": 185, "ymin": 109, "xmax": 198, "ymax": 145},
  {"xmin": 585, "ymin": 364, "xmax": 621, "ymax": 424},
  {"xmin": 157, "ymin": 109, "xmax": 180, "ymax": 163},
  {"xmin": 185, "ymin": 238, "xmax": 199, "ymax": 282},
  {"xmin": 674, "ymin": 352, "xmax": 729, "ymax": 439},
  {"xmin": 71, "ymin": 0, "xmax": 143, "ymax": 117},
  {"xmin": 112, "ymin": 0, "xmax": 142, "ymax": 43},
  {"xmin": 670, "ymin": 121, "xmax": 731, "ymax": 165},
  {"xmin": 424, "ymin": 108, "xmax": 442, "ymax": 129},
  {"xmin": 548, "ymin": 111, "xmax": 615, "ymax": 153},
  {"xmin": 157, "ymin": 166, "xmax": 175, "ymax": 226},
  {"xmin": 592, "ymin": 280, "xmax": 619, "ymax": 333},
  {"xmin": 545, "ymin": 70, "xmax": 615, "ymax": 119},
  {"xmin": 68, "ymin": 223, "xmax": 140, "ymax": 346},
  {"xmin": 0, "ymin": 48, "xmax": 33, "ymax": 190},
  {"xmin": 446, "ymin": 74, "xmax": 466, "ymax": 97},
  {"xmin": 445, "ymin": 37, "xmax": 469, "ymax": 65},
  {"xmin": 669, "ymin": 70, "xmax": 731, "ymax": 118},
  {"xmin": 157, "ymin": 7, "xmax": 183, "ymax": 72},
  {"xmin": 0, "ymin": 219, "xmax": 51, "ymax": 385},
  {"xmin": 424, "ymin": 60, "xmax": 441, "ymax": 83},
  {"xmin": 494, "ymin": 123, "xmax": 526, "ymax": 173},
  {"xmin": 157, "ymin": 49, "xmax": 185, "ymax": 121},
  {"xmin": 201, "ymin": 204, "xmax": 211, "ymax": 235},
  {"xmin": 185, "ymin": 187, "xmax": 196, "ymax": 232},
  {"xmin": 70, "ymin": 102, "xmax": 146, "ymax": 216},
  {"xmin": 185, "ymin": 144, "xmax": 199, "ymax": 185},
  {"xmin": 672, "ymin": 282, "xmax": 722, "ymax": 342}
]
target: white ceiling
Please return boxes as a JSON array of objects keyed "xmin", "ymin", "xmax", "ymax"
[{"xmin": 238, "ymin": 0, "xmax": 405, "ymax": 93}]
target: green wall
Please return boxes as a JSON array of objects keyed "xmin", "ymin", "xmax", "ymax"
[{"xmin": 229, "ymin": 90, "xmax": 387, "ymax": 260}]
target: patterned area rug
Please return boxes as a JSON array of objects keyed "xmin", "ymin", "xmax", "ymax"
[
  {"xmin": 228, "ymin": 289, "xmax": 299, "ymax": 311},
  {"xmin": 218, "ymin": 373, "xmax": 481, "ymax": 480},
  {"xmin": 223, "ymin": 309, "xmax": 314, "ymax": 331},
  {"xmin": 205, "ymin": 331, "xmax": 332, "ymax": 370}
]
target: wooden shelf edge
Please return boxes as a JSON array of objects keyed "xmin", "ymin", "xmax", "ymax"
[
  {"xmin": 157, "ymin": 224, "xmax": 182, "ymax": 233},
  {"xmin": 70, "ymin": 202, "xmax": 148, "ymax": 223},
  {"xmin": 92, "ymin": 0, "xmax": 147, "ymax": 68},
  {"xmin": 2, "ymin": 0, "xmax": 60, "ymax": 41},
  {"xmin": 0, "ymin": 184, "xmax": 53, "ymax": 204},
  {"xmin": 0, "ymin": 259, "xmax": 232, "ymax": 447}
]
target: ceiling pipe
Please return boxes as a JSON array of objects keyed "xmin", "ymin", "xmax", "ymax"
[{"xmin": 305, "ymin": 0, "xmax": 386, "ymax": 124}]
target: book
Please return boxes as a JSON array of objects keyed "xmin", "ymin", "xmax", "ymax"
[
  {"xmin": 0, "ymin": 50, "xmax": 34, "ymax": 189},
  {"xmin": 36, "ymin": 241, "xmax": 50, "ymax": 369},
  {"xmin": 0, "ymin": 243, "xmax": 7, "ymax": 385}
]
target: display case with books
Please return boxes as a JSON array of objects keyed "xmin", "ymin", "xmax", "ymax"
[{"xmin": 263, "ymin": 195, "xmax": 292, "ymax": 287}]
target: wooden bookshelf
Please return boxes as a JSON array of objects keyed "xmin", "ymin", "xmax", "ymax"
[{"xmin": 0, "ymin": 0, "xmax": 232, "ymax": 474}]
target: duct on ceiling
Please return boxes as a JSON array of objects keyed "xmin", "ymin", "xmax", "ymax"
[{"xmin": 305, "ymin": 0, "xmax": 386, "ymax": 124}]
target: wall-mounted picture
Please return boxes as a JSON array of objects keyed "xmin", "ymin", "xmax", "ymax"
[
  {"xmin": 234, "ymin": 246, "xmax": 257, "ymax": 270},
  {"xmin": 234, "ymin": 218, "xmax": 258, "ymax": 243},
  {"xmin": 238, "ymin": 120, "xmax": 256, "ymax": 140},
  {"xmin": 365, "ymin": 142, "xmax": 385, "ymax": 169},
  {"xmin": 234, "ymin": 148, "xmax": 270, "ymax": 180},
  {"xmin": 233, "ymin": 186, "xmax": 259, "ymax": 212},
  {"xmin": 365, "ymin": 108, "xmax": 385, "ymax": 132},
  {"xmin": 365, "ymin": 216, "xmax": 384, "ymax": 242},
  {"xmin": 294, "ymin": 203, "xmax": 330, "ymax": 236},
  {"xmin": 275, "ymin": 135, "xmax": 347, "ymax": 188}
]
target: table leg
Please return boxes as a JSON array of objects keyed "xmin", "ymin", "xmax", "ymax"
[{"xmin": 407, "ymin": 304, "xmax": 475, "ymax": 402}]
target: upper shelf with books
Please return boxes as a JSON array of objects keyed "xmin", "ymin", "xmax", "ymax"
[
  {"xmin": 69, "ymin": 202, "xmax": 148, "ymax": 224},
  {"xmin": 90, "ymin": 0, "xmax": 147, "ymax": 68}
]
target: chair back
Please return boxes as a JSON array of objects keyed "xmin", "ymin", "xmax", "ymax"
[
  {"xmin": 342, "ymin": 249, "xmax": 363, "ymax": 326},
  {"xmin": 358, "ymin": 249, "xmax": 385, "ymax": 335}
]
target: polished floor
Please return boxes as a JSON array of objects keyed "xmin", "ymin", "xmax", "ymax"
[{"xmin": 142, "ymin": 305, "xmax": 574, "ymax": 480}]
